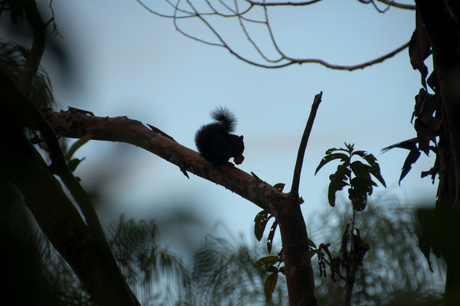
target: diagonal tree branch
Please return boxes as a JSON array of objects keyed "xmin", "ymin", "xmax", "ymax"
[
  {"xmin": 42, "ymin": 105, "xmax": 319, "ymax": 305},
  {"xmin": 43, "ymin": 108, "xmax": 281, "ymax": 213}
]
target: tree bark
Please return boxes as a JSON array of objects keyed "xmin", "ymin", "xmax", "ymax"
[
  {"xmin": 416, "ymin": 0, "xmax": 460, "ymax": 299},
  {"xmin": 276, "ymin": 197, "xmax": 318, "ymax": 306},
  {"xmin": 0, "ymin": 70, "xmax": 141, "ymax": 306}
]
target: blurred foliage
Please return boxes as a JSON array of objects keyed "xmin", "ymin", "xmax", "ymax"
[
  {"xmin": 179, "ymin": 193, "xmax": 445, "ymax": 306},
  {"xmin": 310, "ymin": 193, "xmax": 444, "ymax": 306},
  {"xmin": 106, "ymin": 215, "xmax": 190, "ymax": 305},
  {"xmin": 0, "ymin": 40, "xmax": 71, "ymax": 157},
  {"xmin": 0, "ymin": 192, "xmax": 90, "ymax": 306},
  {"xmin": 0, "ymin": 191, "xmax": 446, "ymax": 305},
  {"xmin": 0, "ymin": 0, "xmax": 76, "ymax": 87},
  {"xmin": 417, "ymin": 209, "xmax": 460, "ymax": 287},
  {"xmin": 0, "ymin": 41, "xmax": 55, "ymax": 109},
  {"xmin": 0, "ymin": 206, "xmax": 190, "ymax": 306},
  {"xmin": 178, "ymin": 232, "xmax": 284, "ymax": 305}
]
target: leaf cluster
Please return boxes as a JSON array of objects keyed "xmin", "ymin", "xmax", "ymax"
[
  {"xmin": 1, "ymin": 208, "xmax": 91, "ymax": 306},
  {"xmin": 253, "ymin": 253, "xmax": 285, "ymax": 302},
  {"xmin": 383, "ymin": 10, "xmax": 441, "ymax": 185},
  {"xmin": 315, "ymin": 143, "xmax": 386, "ymax": 211},
  {"xmin": 253, "ymin": 192, "xmax": 283, "ymax": 301}
]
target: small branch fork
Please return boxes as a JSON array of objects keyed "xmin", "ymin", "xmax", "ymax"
[{"xmin": 137, "ymin": 0, "xmax": 413, "ymax": 70}]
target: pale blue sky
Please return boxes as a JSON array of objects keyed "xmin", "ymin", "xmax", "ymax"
[{"xmin": 39, "ymin": 0, "xmax": 436, "ymax": 258}]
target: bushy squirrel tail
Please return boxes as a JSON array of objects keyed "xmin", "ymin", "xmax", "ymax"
[{"xmin": 211, "ymin": 107, "xmax": 237, "ymax": 133}]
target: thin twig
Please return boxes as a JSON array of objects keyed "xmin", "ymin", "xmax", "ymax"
[
  {"xmin": 208, "ymin": 0, "xmax": 262, "ymax": 22},
  {"xmin": 246, "ymin": 0, "xmax": 323, "ymax": 6},
  {"xmin": 206, "ymin": 0, "xmax": 255, "ymax": 18},
  {"xmin": 174, "ymin": 1, "xmax": 225, "ymax": 47},
  {"xmin": 359, "ymin": 0, "xmax": 415, "ymax": 12},
  {"xmin": 246, "ymin": 0, "xmax": 414, "ymax": 10},
  {"xmin": 138, "ymin": 1, "xmax": 410, "ymax": 70},
  {"xmin": 364, "ymin": 0, "xmax": 391, "ymax": 13},
  {"xmin": 263, "ymin": 1, "xmax": 287, "ymax": 59},
  {"xmin": 285, "ymin": 41, "xmax": 410, "ymax": 70},
  {"xmin": 291, "ymin": 92, "xmax": 323, "ymax": 199},
  {"xmin": 378, "ymin": 0, "xmax": 415, "ymax": 10},
  {"xmin": 235, "ymin": 0, "xmax": 284, "ymax": 63}
]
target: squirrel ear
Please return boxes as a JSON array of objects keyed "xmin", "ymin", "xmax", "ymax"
[{"xmin": 239, "ymin": 136, "xmax": 244, "ymax": 140}]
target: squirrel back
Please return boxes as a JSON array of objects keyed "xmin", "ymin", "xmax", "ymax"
[{"xmin": 195, "ymin": 107, "xmax": 245, "ymax": 164}]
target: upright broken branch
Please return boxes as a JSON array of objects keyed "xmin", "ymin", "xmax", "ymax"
[{"xmin": 291, "ymin": 92, "xmax": 322, "ymax": 199}]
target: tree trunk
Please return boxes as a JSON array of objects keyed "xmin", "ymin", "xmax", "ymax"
[
  {"xmin": 416, "ymin": 0, "xmax": 460, "ymax": 300},
  {"xmin": 276, "ymin": 197, "xmax": 318, "ymax": 306}
]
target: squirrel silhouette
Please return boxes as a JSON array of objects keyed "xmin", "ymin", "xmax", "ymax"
[{"xmin": 195, "ymin": 107, "xmax": 245, "ymax": 165}]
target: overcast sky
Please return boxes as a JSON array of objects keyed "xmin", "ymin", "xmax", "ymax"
[{"xmin": 27, "ymin": 0, "xmax": 436, "ymax": 259}]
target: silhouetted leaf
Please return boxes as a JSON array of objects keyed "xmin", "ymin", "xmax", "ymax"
[
  {"xmin": 264, "ymin": 272, "xmax": 278, "ymax": 301},
  {"xmin": 279, "ymin": 266, "xmax": 285, "ymax": 275},
  {"xmin": 399, "ymin": 146, "xmax": 421, "ymax": 184},
  {"xmin": 328, "ymin": 164, "xmax": 349, "ymax": 207},
  {"xmin": 409, "ymin": 10, "xmax": 431, "ymax": 89},
  {"xmin": 427, "ymin": 69, "xmax": 439, "ymax": 92},
  {"xmin": 315, "ymin": 153, "xmax": 349, "ymax": 175},
  {"xmin": 349, "ymin": 177, "xmax": 373, "ymax": 211},
  {"xmin": 350, "ymin": 161, "xmax": 369, "ymax": 179},
  {"xmin": 267, "ymin": 220, "xmax": 278, "ymax": 254},
  {"xmin": 381, "ymin": 138, "xmax": 418, "ymax": 153},
  {"xmin": 68, "ymin": 158, "xmax": 85, "ymax": 172},
  {"xmin": 351, "ymin": 150, "xmax": 367, "ymax": 158},
  {"xmin": 67, "ymin": 134, "xmax": 92, "ymax": 160},
  {"xmin": 421, "ymin": 156, "xmax": 439, "ymax": 184},
  {"xmin": 254, "ymin": 256, "xmax": 280, "ymax": 268},
  {"xmin": 254, "ymin": 211, "xmax": 272, "ymax": 241},
  {"xmin": 368, "ymin": 162, "xmax": 386, "ymax": 188},
  {"xmin": 357, "ymin": 152, "xmax": 386, "ymax": 187},
  {"xmin": 413, "ymin": 90, "xmax": 440, "ymax": 155}
]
